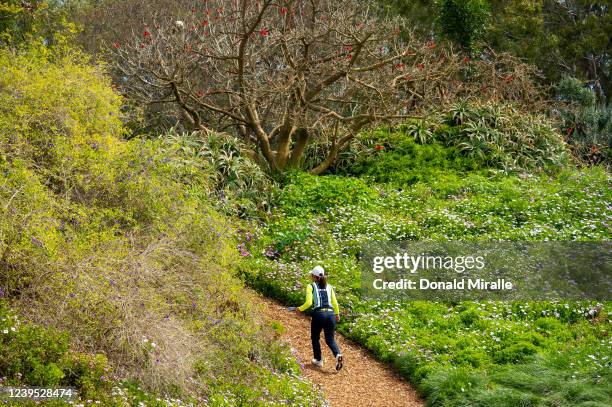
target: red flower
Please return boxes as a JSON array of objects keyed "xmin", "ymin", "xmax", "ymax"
[
  {"xmin": 279, "ymin": 7, "xmax": 287, "ymax": 16},
  {"xmin": 139, "ymin": 43, "xmax": 145, "ymax": 49},
  {"xmin": 427, "ymin": 41, "xmax": 436, "ymax": 49},
  {"xmin": 196, "ymin": 90, "xmax": 205, "ymax": 98},
  {"xmin": 113, "ymin": 41, "xmax": 121, "ymax": 49},
  {"xmin": 347, "ymin": 53, "xmax": 353, "ymax": 60},
  {"xmin": 567, "ymin": 127, "xmax": 574, "ymax": 136},
  {"xmin": 259, "ymin": 28, "xmax": 269, "ymax": 37},
  {"xmin": 201, "ymin": 20, "xmax": 209, "ymax": 26},
  {"xmin": 462, "ymin": 56, "xmax": 470, "ymax": 63},
  {"xmin": 395, "ymin": 63, "xmax": 405, "ymax": 70},
  {"xmin": 417, "ymin": 63, "xmax": 425, "ymax": 71},
  {"xmin": 375, "ymin": 145, "xmax": 385, "ymax": 151},
  {"xmin": 590, "ymin": 145, "xmax": 600, "ymax": 153},
  {"xmin": 143, "ymin": 30, "xmax": 150, "ymax": 37},
  {"xmin": 343, "ymin": 45, "xmax": 353, "ymax": 52},
  {"xmin": 403, "ymin": 74, "xmax": 412, "ymax": 80}
]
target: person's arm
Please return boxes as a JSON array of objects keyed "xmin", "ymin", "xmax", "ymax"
[
  {"xmin": 297, "ymin": 284, "xmax": 313, "ymax": 312},
  {"xmin": 331, "ymin": 286, "xmax": 339, "ymax": 316}
]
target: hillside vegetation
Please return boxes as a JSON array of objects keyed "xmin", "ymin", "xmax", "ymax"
[{"xmin": 0, "ymin": 44, "xmax": 323, "ymax": 405}]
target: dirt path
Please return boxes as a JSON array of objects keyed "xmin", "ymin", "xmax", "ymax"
[{"xmin": 258, "ymin": 295, "xmax": 423, "ymax": 407}]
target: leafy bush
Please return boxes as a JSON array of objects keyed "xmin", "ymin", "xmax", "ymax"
[
  {"xmin": 494, "ymin": 341, "xmax": 539, "ymax": 364},
  {"xmin": 436, "ymin": 0, "xmax": 490, "ymax": 51},
  {"xmin": 338, "ymin": 127, "xmax": 482, "ymax": 184},
  {"xmin": 318, "ymin": 101, "xmax": 570, "ymax": 179},
  {"xmin": 275, "ymin": 171, "xmax": 379, "ymax": 215},
  {"xmin": 163, "ymin": 131, "xmax": 275, "ymax": 218},
  {"xmin": 0, "ymin": 43, "xmax": 322, "ymax": 405},
  {"xmin": 437, "ymin": 102, "xmax": 569, "ymax": 172},
  {"xmin": 0, "ymin": 301, "xmax": 112, "ymax": 400},
  {"xmin": 555, "ymin": 77, "xmax": 611, "ymax": 166}
]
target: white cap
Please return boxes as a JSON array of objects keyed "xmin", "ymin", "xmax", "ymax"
[{"xmin": 310, "ymin": 265, "xmax": 325, "ymax": 277}]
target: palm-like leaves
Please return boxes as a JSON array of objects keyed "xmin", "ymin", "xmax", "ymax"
[
  {"xmin": 403, "ymin": 119, "xmax": 434, "ymax": 144},
  {"xmin": 165, "ymin": 131, "xmax": 273, "ymax": 216},
  {"xmin": 436, "ymin": 101, "xmax": 568, "ymax": 172}
]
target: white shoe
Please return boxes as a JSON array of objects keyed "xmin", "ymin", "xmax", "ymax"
[
  {"xmin": 335, "ymin": 354, "xmax": 343, "ymax": 371},
  {"xmin": 311, "ymin": 358, "xmax": 323, "ymax": 368}
]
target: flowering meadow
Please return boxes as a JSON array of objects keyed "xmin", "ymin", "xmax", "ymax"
[{"xmin": 239, "ymin": 144, "xmax": 611, "ymax": 406}]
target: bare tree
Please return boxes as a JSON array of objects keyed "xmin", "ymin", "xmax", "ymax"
[{"xmin": 111, "ymin": 0, "xmax": 542, "ymax": 173}]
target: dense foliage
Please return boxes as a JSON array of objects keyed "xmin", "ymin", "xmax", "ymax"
[
  {"xmin": 554, "ymin": 77, "xmax": 611, "ymax": 165},
  {"xmin": 161, "ymin": 131, "xmax": 274, "ymax": 218},
  {"xmin": 436, "ymin": 0, "xmax": 491, "ymax": 51},
  {"xmin": 381, "ymin": 0, "xmax": 611, "ymax": 103},
  {"xmin": 304, "ymin": 101, "xmax": 570, "ymax": 176},
  {"xmin": 0, "ymin": 44, "xmax": 323, "ymax": 405},
  {"xmin": 0, "ymin": 301, "xmax": 191, "ymax": 406}
]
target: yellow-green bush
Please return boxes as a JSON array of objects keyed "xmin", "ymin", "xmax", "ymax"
[{"xmin": 0, "ymin": 45, "xmax": 322, "ymax": 404}]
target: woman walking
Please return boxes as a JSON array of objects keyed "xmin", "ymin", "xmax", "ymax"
[{"xmin": 296, "ymin": 265, "xmax": 343, "ymax": 371}]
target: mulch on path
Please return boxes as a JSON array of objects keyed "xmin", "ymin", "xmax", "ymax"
[{"xmin": 259, "ymin": 295, "xmax": 424, "ymax": 407}]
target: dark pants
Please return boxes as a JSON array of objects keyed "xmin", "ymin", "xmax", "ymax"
[{"xmin": 311, "ymin": 310, "xmax": 341, "ymax": 361}]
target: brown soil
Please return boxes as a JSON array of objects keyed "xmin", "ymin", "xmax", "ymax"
[{"xmin": 258, "ymin": 295, "xmax": 424, "ymax": 407}]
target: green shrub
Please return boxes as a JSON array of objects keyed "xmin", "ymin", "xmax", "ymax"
[
  {"xmin": 344, "ymin": 129, "xmax": 482, "ymax": 185},
  {"xmin": 61, "ymin": 352, "xmax": 112, "ymax": 400},
  {"xmin": 459, "ymin": 308, "xmax": 481, "ymax": 326},
  {"xmin": 321, "ymin": 102, "xmax": 570, "ymax": 180},
  {"xmin": 0, "ymin": 301, "xmax": 113, "ymax": 400},
  {"xmin": 436, "ymin": 0, "xmax": 490, "ymax": 51},
  {"xmin": 452, "ymin": 348, "xmax": 489, "ymax": 368},
  {"xmin": 555, "ymin": 77, "xmax": 611, "ymax": 166},
  {"xmin": 0, "ymin": 321, "xmax": 68, "ymax": 386},
  {"xmin": 0, "ymin": 43, "xmax": 323, "ymax": 405}
]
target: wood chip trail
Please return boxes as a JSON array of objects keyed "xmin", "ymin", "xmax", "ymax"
[{"xmin": 259, "ymin": 295, "xmax": 424, "ymax": 407}]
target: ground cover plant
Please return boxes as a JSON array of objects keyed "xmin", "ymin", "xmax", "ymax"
[{"xmin": 239, "ymin": 129, "xmax": 611, "ymax": 406}]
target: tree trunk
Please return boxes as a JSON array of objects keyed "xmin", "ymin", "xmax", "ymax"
[
  {"xmin": 309, "ymin": 133, "xmax": 355, "ymax": 175},
  {"xmin": 287, "ymin": 129, "xmax": 309, "ymax": 168}
]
